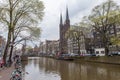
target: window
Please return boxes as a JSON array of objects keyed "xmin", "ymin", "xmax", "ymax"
[
  {"xmin": 101, "ymin": 51, "xmax": 105, "ymax": 54},
  {"xmin": 96, "ymin": 51, "xmax": 99, "ymax": 54}
]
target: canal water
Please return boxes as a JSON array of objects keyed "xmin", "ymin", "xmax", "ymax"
[{"xmin": 22, "ymin": 57, "xmax": 120, "ymax": 80}]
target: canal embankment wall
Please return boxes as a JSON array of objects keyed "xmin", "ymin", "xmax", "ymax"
[
  {"xmin": 75, "ymin": 56, "xmax": 120, "ymax": 65},
  {"xmin": 29, "ymin": 55, "xmax": 120, "ymax": 65}
]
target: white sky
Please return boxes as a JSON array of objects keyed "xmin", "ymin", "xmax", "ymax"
[
  {"xmin": 39, "ymin": 0, "xmax": 120, "ymax": 41},
  {"xmin": 0, "ymin": 0, "xmax": 120, "ymax": 48}
]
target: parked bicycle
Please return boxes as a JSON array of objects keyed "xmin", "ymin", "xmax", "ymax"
[{"xmin": 10, "ymin": 68, "xmax": 22, "ymax": 80}]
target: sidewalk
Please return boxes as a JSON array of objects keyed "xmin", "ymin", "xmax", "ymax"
[{"xmin": 0, "ymin": 64, "xmax": 14, "ymax": 80}]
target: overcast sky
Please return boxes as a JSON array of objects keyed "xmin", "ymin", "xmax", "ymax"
[
  {"xmin": 0, "ymin": 0, "xmax": 120, "ymax": 48},
  {"xmin": 39, "ymin": 0, "xmax": 120, "ymax": 41}
]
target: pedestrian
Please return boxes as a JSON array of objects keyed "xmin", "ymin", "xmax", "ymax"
[{"xmin": 0, "ymin": 58, "xmax": 4, "ymax": 68}]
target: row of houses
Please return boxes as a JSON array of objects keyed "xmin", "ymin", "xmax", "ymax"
[
  {"xmin": 38, "ymin": 7, "xmax": 120, "ymax": 56},
  {"xmin": 39, "ymin": 40, "xmax": 59, "ymax": 55},
  {"xmin": 39, "ymin": 27, "xmax": 120, "ymax": 56}
]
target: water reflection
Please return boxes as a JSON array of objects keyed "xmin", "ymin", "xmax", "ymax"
[{"xmin": 22, "ymin": 57, "xmax": 120, "ymax": 80}]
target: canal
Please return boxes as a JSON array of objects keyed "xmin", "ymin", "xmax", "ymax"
[{"xmin": 22, "ymin": 57, "xmax": 120, "ymax": 80}]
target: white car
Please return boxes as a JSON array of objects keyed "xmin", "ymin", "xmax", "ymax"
[
  {"xmin": 70, "ymin": 53, "xmax": 79, "ymax": 57},
  {"xmin": 118, "ymin": 52, "xmax": 120, "ymax": 55}
]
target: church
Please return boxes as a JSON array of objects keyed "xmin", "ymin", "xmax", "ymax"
[{"xmin": 59, "ymin": 7, "xmax": 70, "ymax": 53}]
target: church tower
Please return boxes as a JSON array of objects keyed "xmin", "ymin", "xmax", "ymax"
[
  {"xmin": 59, "ymin": 7, "xmax": 70, "ymax": 53},
  {"xmin": 65, "ymin": 7, "xmax": 70, "ymax": 26},
  {"xmin": 59, "ymin": 13, "xmax": 63, "ymax": 52}
]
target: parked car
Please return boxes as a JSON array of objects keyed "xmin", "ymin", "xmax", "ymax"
[
  {"xmin": 70, "ymin": 53, "xmax": 79, "ymax": 57},
  {"xmin": 111, "ymin": 51, "xmax": 118, "ymax": 55},
  {"xmin": 118, "ymin": 52, "xmax": 120, "ymax": 55},
  {"xmin": 91, "ymin": 53, "xmax": 96, "ymax": 56},
  {"xmin": 62, "ymin": 54, "xmax": 71, "ymax": 57},
  {"xmin": 108, "ymin": 51, "xmax": 120, "ymax": 56},
  {"xmin": 108, "ymin": 53, "xmax": 113, "ymax": 56},
  {"xmin": 84, "ymin": 53, "xmax": 91, "ymax": 56}
]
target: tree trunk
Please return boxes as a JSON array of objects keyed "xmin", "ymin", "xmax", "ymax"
[
  {"xmin": 105, "ymin": 46, "xmax": 109, "ymax": 55},
  {"xmin": 8, "ymin": 27, "xmax": 15, "ymax": 65},
  {"xmin": 3, "ymin": 30, "xmax": 11, "ymax": 65},
  {"xmin": 102, "ymin": 33, "xmax": 109, "ymax": 55},
  {"xmin": 8, "ymin": 43, "xmax": 14, "ymax": 64},
  {"xmin": 104, "ymin": 38, "xmax": 109, "ymax": 55},
  {"xmin": 3, "ymin": 0, "xmax": 13, "ymax": 65},
  {"xmin": 77, "ymin": 40, "xmax": 81, "ymax": 55}
]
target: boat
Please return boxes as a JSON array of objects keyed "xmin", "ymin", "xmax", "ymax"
[
  {"xmin": 56, "ymin": 54, "xmax": 74, "ymax": 61},
  {"xmin": 21, "ymin": 56, "xmax": 28, "ymax": 61}
]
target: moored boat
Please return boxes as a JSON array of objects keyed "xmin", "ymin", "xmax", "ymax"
[{"xmin": 21, "ymin": 56, "xmax": 28, "ymax": 61}]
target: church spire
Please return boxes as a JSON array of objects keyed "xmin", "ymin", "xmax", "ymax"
[
  {"xmin": 60, "ymin": 13, "xmax": 63, "ymax": 25},
  {"xmin": 66, "ymin": 6, "xmax": 69, "ymax": 21}
]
